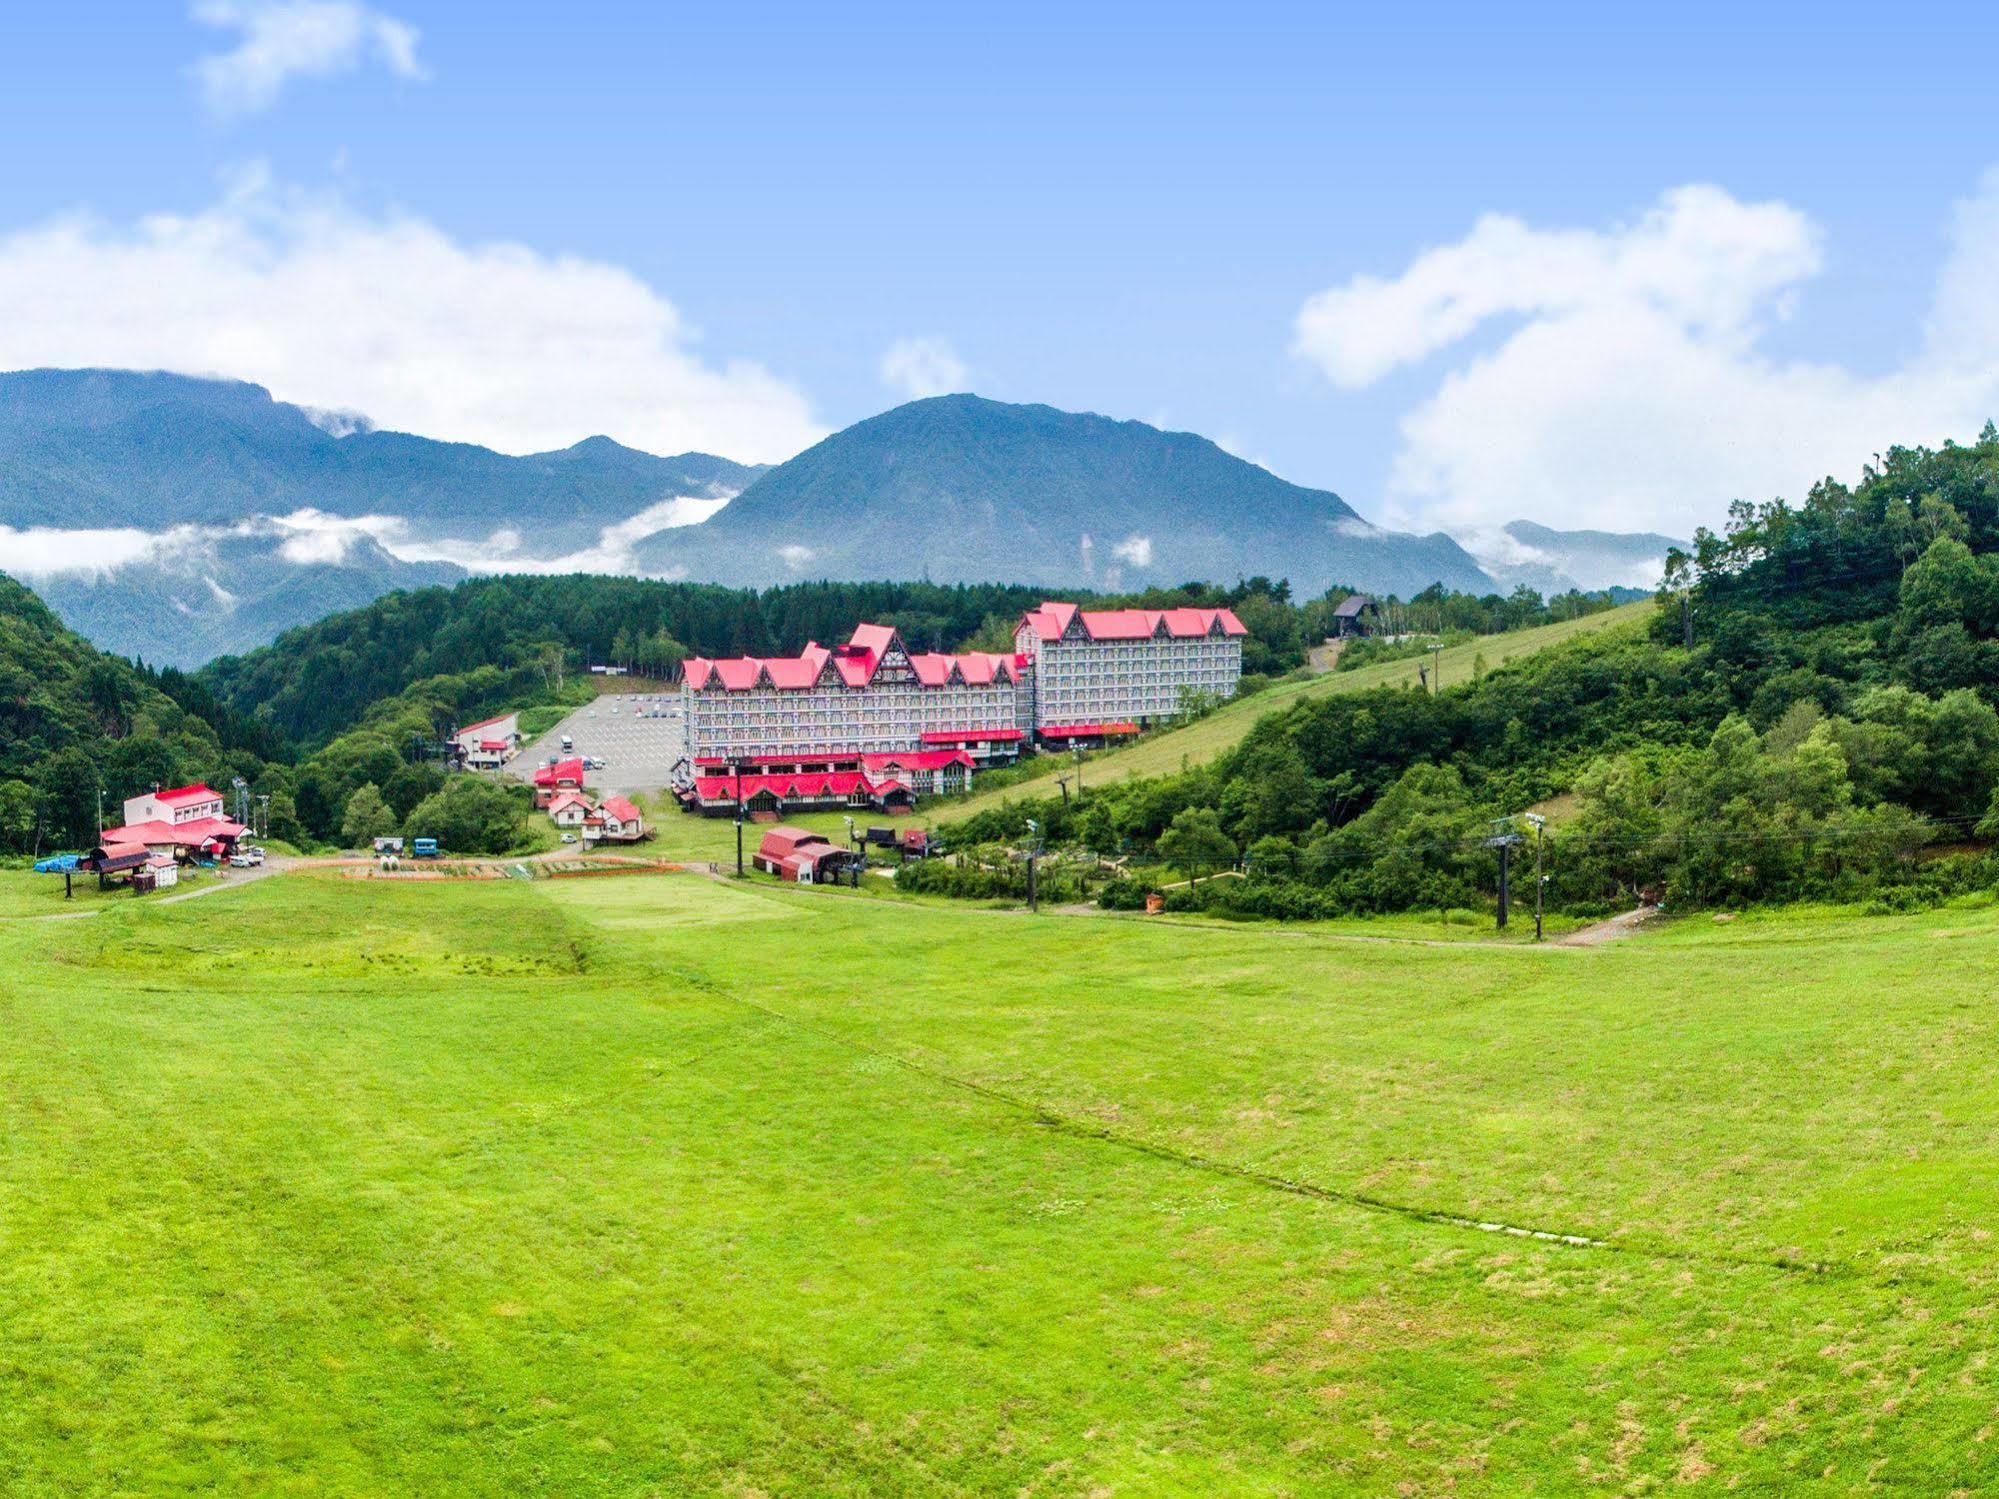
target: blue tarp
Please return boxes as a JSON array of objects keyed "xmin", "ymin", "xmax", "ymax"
[{"xmin": 33, "ymin": 854, "xmax": 80, "ymax": 873}]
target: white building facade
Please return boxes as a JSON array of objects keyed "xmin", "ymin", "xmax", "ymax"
[
  {"xmin": 681, "ymin": 624, "xmax": 1032, "ymax": 762},
  {"xmin": 1013, "ymin": 602, "xmax": 1245, "ymax": 729},
  {"xmin": 680, "ymin": 603, "xmax": 1245, "ymax": 763}
]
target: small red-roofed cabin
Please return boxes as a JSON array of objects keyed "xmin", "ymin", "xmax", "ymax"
[
  {"xmin": 546, "ymin": 790, "xmax": 596, "ymax": 828},
  {"xmin": 752, "ymin": 826, "xmax": 858, "ymax": 883},
  {"xmin": 594, "ymin": 794, "xmax": 647, "ymax": 843}
]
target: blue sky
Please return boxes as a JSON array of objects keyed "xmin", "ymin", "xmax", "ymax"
[{"xmin": 5, "ymin": 2, "xmax": 1999, "ymax": 544}]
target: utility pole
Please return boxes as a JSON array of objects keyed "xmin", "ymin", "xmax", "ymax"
[
  {"xmin": 1429, "ymin": 642, "xmax": 1444, "ymax": 694},
  {"xmin": 1524, "ymin": 812, "xmax": 1547, "ymax": 941},
  {"xmin": 1025, "ymin": 817, "xmax": 1040, "ymax": 913},
  {"xmin": 1054, "ymin": 775, "xmax": 1071, "ymax": 806},
  {"xmin": 1485, "ymin": 818, "xmax": 1523, "ymax": 931},
  {"xmin": 733, "ymin": 760, "xmax": 745, "ymax": 877},
  {"xmin": 1073, "ymin": 743, "xmax": 1085, "ymax": 798}
]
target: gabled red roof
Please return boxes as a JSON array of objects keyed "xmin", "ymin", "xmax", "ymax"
[
  {"xmin": 155, "ymin": 784, "xmax": 221, "ymax": 805},
  {"xmin": 457, "ymin": 714, "xmax": 515, "ymax": 736},
  {"xmin": 546, "ymin": 791, "xmax": 595, "ymax": 816},
  {"xmin": 684, "ymin": 622, "xmax": 1024, "ymax": 694},
  {"xmin": 601, "ymin": 795, "xmax": 642, "ymax": 823},
  {"xmin": 533, "ymin": 757, "xmax": 586, "ymax": 787},
  {"xmin": 860, "ymin": 750, "xmax": 974, "ymax": 774},
  {"xmin": 757, "ymin": 826, "xmax": 834, "ymax": 860},
  {"xmin": 99, "ymin": 815, "xmax": 247, "ymax": 846},
  {"xmin": 1018, "ymin": 602, "xmax": 1246, "ymax": 642}
]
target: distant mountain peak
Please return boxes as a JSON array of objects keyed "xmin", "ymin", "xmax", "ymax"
[{"xmin": 637, "ymin": 393, "xmax": 1490, "ymax": 597}]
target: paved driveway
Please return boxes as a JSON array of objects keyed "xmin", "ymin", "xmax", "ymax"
[{"xmin": 506, "ymin": 693, "xmax": 687, "ymax": 795}]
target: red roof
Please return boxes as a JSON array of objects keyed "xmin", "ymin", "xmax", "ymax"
[
  {"xmin": 457, "ymin": 713, "xmax": 515, "ymax": 736},
  {"xmin": 1019, "ymin": 602, "xmax": 1246, "ymax": 643},
  {"xmin": 683, "ymin": 623, "xmax": 1024, "ymax": 694},
  {"xmin": 860, "ymin": 750, "xmax": 974, "ymax": 774},
  {"xmin": 98, "ymin": 815, "xmax": 247, "ymax": 847},
  {"xmin": 920, "ymin": 728, "xmax": 1025, "ymax": 744},
  {"xmin": 533, "ymin": 757, "xmax": 586, "ymax": 787},
  {"xmin": 155, "ymin": 784, "xmax": 221, "ymax": 805},
  {"xmin": 601, "ymin": 795, "xmax": 642, "ymax": 823},
  {"xmin": 1037, "ymin": 723, "xmax": 1142, "ymax": 739},
  {"xmin": 757, "ymin": 826, "xmax": 834, "ymax": 861},
  {"xmin": 546, "ymin": 791, "xmax": 595, "ymax": 816},
  {"xmin": 477, "ymin": 739, "xmax": 510, "ymax": 752}
]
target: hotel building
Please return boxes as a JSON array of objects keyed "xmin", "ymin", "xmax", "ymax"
[{"xmin": 679, "ymin": 603, "xmax": 1245, "ymax": 772}]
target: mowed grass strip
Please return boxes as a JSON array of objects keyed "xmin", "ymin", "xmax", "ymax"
[
  {"xmin": 2, "ymin": 872, "xmax": 1997, "ymax": 1492},
  {"xmin": 941, "ymin": 600, "xmax": 1655, "ymax": 822}
]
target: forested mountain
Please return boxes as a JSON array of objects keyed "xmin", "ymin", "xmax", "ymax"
[
  {"xmin": 4, "ymin": 373, "xmax": 1494, "ymax": 665},
  {"xmin": 31, "ymin": 528, "xmax": 463, "ymax": 667},
  {"xmin": 0, "ymin": 571, "xmax": 240, "ymax": 850},
  {"xmin": 0, "ymin": 369, "xmax": 761, "ymax": 660},
  {"xmin": 948, "ymin": 427, "xmax": 1999, "ymax": 917},
  {"xmin": 638, "ymin": 394, "xmax": 1493, "ymax": 597},
  {"xmin": 0, "ymin": 369, "xmax": 760, "ymax": 537}
]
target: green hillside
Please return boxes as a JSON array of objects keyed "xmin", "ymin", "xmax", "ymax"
[
  {"xmin": 943, "ymin": 600, "xmax": 1653, "ymax": 822},
  {"xmin": 6, "ymin": 869, "xmax": 1999, "ymax": 1490},
  {"xmin": 0, "ymin": 571, "xmax": 238, "ymax": 850}
]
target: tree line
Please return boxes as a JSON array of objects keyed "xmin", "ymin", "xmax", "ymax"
[{"xmin": 940, "ymin": 426, "xmax": 1999, "ymax": 918}]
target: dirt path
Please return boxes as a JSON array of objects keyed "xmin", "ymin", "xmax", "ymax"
[{"xmin": 1552, "ymin": 907, "xmax": 1658, "ymax": 947}]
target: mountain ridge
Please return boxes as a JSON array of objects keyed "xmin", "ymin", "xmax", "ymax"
[{"xmin": 640, "ymin": 393, "xmax": 1494, "ymax": 598}]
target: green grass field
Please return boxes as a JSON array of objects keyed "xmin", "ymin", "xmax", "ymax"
[
  {"xmin": 942, "ymin": 602, "xmax": 1655, "ymax": 823},
  {"xmin": 4, "ymin": 866, "xmax": 1998, "ymax": 1493}
]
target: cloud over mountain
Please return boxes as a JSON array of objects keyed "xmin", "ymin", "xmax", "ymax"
[
  {"xmin": 1294, "ymin": 171, "xmax": 1999, "ymax": 536},
  {"xmin": 0, "ymin": 171, "xmax": 824, "ymax": 464}
]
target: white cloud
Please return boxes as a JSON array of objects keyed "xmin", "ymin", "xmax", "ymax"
[
  {"xmin": 1293, "ymin": 174, "xmax": 1999, "ymax": 534},
  {"xmin": 1111, "ymin": 534, "xmax": 1153, "ymax": 568},
  {"xmin": 0, "ymin": 172, "xmax": 824, "ymax": 464},
  {"xmin": 0, "ymin": 524, "xmax": 170, "ymax": 578},
  {"xmin": 776, "ymin": 544, "xmax": 817, "ymax": 569},
  {"xmin": 376, "ymin": 493, "xmax": 735, "ymax": 575},
  {"xmin": 0, "ymin": 491, "xmax": 742, "ymax": 584},
  {"xmin": 879, "ymin": 336, "xmax": 969, "ymax": 401},
  {"xmin": 192, "ymin": 1, "xmax": 426, "ymax": 117}
]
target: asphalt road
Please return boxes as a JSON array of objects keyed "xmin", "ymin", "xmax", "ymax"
[{"xmin": 506, "ymin": 693, "xmax": 687, "ymax": 795}]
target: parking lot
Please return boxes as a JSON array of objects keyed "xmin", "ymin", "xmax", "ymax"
[{"xmin": 505, "ymin": 693, "xmax": 686, "ymax": 795}]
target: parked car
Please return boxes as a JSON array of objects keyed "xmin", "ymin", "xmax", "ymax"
[
  {"xmin": 559, "ymin": 833, "xmax": 577, "ymax": 844},
  {"xmin": 228, "ymin": 853, "xmax": 254, "ymax": 868},
  {"xmin": 242, "ymin": 846, "xmax": 265, "ymax": 866}
]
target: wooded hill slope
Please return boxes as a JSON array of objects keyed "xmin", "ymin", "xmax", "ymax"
[{"xmin": 938, "ymin": 428, "xmax": 1999, "ymax": 917}]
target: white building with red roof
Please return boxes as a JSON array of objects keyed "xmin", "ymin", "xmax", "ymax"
[
  {"xmin": 592, "ymin": 795, "xmax": 647, "ymax": 843},
  {"xmin": 546, "ymin": 790, "xmax": 596, "ymax": 828},
  {"xmin": 99, "ymin": 784, "xmax": 248, "ymax": 860},
  {"xmin": 453, "ymin": 712, "xmax": 521, "ymax": 770},
  {"xmin": 1014, "ymin": 601, "xmax": 1245, "ymax": 737},
  {"xmin": 681, "ymin": 621, "xmax": 1032, "ymax": 764}
]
